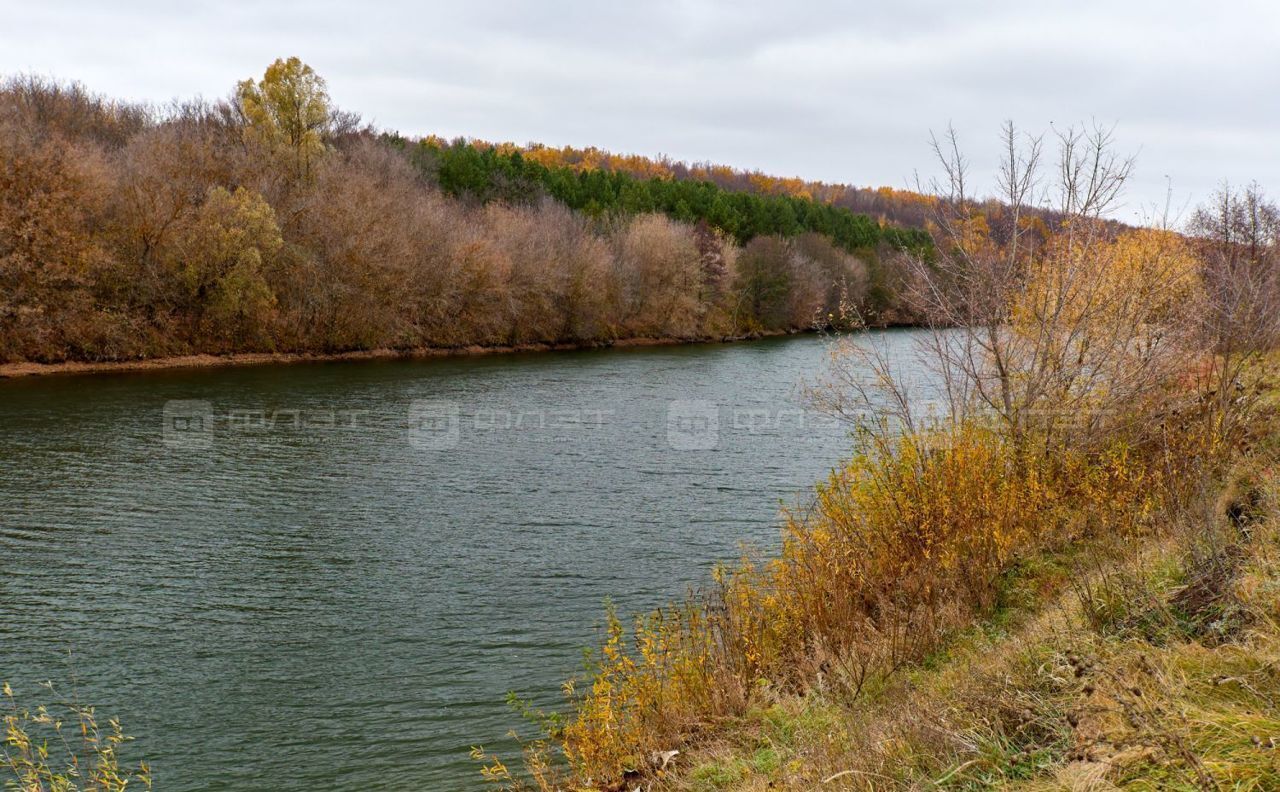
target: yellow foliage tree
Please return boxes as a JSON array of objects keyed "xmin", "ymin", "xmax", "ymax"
[
  {"xmin": 171, "ymin": 186, "xmax": 281, "ymax": 347},
  {"xmin": 236, "ymin": 57, "xmax": 330, "ymax": 177}
]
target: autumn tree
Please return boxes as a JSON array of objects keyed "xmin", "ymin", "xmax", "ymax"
[
  {"xmin": 613, "ymin": 214, "xmax": 703, "ymax": 338},
  {"xmin": 693, "ymin": 219, "xmax": 728, "ymax": 302},
  {"xmin": 733, "ymin": 236, "xmax": 793, "ymax": 330},
  {"xmin": 287, "ymin": 140, "xmax": 423, "ymax": 349},
  {"xmin": 0, "ymin": 117, "xmax": 114, "ymax": 360},
  {"xmin": 236, "ymin": 57, "xmax": 331, "ymax": 178},
  {"xmin": 791, "ymin": 232, "xmax": 868, "ymax": 327},
  {"xmin": 484, "ymin": 200, "xmax": 612, "ymax": 343},
  {"xmin": 819, "ymin": 123, "xmax": 1197, "ymax": 455},
  {"xmin": 1189, "ymin": 183, "xmax": 1280, "ymax": 355},
  {"xmin": 1185, "ymin": 184, "xmax": 1280, "ymax": 440},
  {"xmin": 0, "ymin": 74, "xmax": 149, "ymax": 149},
  {"xmin": 164, "ymin": 186, "xmax": 282, "ymax": 349}
]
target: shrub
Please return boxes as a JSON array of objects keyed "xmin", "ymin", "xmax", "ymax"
[{"xmin": 2, "ymin": 681, "xmax": 150, "ymax": 792}]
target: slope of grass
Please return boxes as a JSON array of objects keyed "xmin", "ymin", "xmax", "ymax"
[{"xmin": 661, "ymin": 459, "xmax": 1280, "ymax": 791}]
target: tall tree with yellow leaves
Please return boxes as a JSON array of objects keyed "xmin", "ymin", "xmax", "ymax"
[{"xmin": 235, "ymin": 57, "xmax": 330, "ymax": 178}]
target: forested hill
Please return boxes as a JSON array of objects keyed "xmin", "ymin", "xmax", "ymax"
[{"xmin": 1, "ymin": 59, "xmax": 931, "ymax": 366}]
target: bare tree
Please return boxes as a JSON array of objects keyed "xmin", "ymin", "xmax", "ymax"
[
  {"xmin": 1186, "ymin": 183, "xmax": 1280, "ymax": 441},
  {"xmin": 815, "ymin": 123, "xmax": 1194, "ymax": 457}
]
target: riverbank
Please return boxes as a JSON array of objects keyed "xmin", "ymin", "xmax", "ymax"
[
  {"xmin": 0, "ymin": 330, "xmax": 804, "ymax": 379},
  {"xmin": 540, "ymin": 359, "xmax": 1280, "ymax": 792},
  {"xmin": 5, "ymin": 66, "xmax": 915, "ymax": 385},
  {"xmin": 660, "ymin": 456, "xmax": 1280, "ymax": 790},
  {"xmin": 479, "ymin": 343, "xmax": 1280, "ymax": 791}
]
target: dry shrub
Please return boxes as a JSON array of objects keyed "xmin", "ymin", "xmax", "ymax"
[
  {"xmin": 1189, "ymin": 183, "xmax": 1280, "ymax": 357},
  {"xmin": 0, "ymin": 118, "xmax": 116, "ymax": 361},
  {"xmin": 612, "ymin": 214, "xmax": 704, "ymax": 339},
  {"xmin": 527, "ymin": 417, "xmax": 1202, "ymax": 789},
  {"xmin": 286, "ymin": 139, "xmax": 426, "ymax": 350},
  {"xmin": 110, "ymin": 118, "xmax": 248, "ymax": 275},
  {"xmin": 732, "ymin": 234, "xmax": 867, "ymax": 332},
  {"xmin": 555, "ymin": 601, "xmax": 746, "ymax": 782},
  {"xmin": 0, "ymin": 75, "xmax": 150, "ymax": 149},
  {"xmin": 777, "ymin": 426, "xmax": 1056, "ymax": 659},
  {"xmin": 792, "ymin": 232, "xmax": 868, "ymax": 327},
  {"xmin": 479, "ymin": 200, "xmax": 613, "ymax": 344}
]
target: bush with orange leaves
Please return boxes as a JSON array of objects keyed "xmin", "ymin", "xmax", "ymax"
[{"xmin": 482, "ymin": 408, "xmax": 1229, "ymax": 790}]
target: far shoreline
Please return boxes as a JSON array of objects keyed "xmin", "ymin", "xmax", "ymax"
[{"xmin": 0, "ymin": 329, "xmax": 819, "ymax": 380}]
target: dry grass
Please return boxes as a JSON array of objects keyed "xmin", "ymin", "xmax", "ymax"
[{"xmin": 653, "ymin": 459, "xmax": 1280, "ymax": 791}]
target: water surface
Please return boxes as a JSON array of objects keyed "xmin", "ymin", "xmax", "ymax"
[{"xmin": 0, "ymin": 331, "xmax": 922, "ymax": 790}]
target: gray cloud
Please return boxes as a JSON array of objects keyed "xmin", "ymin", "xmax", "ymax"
[{"xmin": 4, "ymin": 0, "xmax": 1278, "ymax": 221}]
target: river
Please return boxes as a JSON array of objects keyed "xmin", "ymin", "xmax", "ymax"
[{"xmin": 0, "ymin": 330, "xmax": 924, "ymax": 790}]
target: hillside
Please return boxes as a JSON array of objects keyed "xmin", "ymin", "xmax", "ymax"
[{"xmin": 0, "ymin": 59, "xmax": 932, "ymax": 368}]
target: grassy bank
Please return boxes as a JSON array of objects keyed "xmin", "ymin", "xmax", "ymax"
[
  {"xmin": 649, "ymin": 449, "xmax": 1280, "ymax": 790},
  {"xmin": 474, "ymin": 361, "xmax": 1280, "ymax": 792}
]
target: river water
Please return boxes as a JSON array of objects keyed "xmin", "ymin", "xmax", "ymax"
[{"xmin": 0, "ymin": 331, "xmax": 923, "ymax": 790}]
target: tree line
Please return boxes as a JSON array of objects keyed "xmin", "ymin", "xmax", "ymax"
[
  {"xmin": 418, "ymin": 139, "xmax": 950, "ymax": 230},
  {"xmin": 403, "ymin": 137, "xmax": 931, "ymax": 254},
  {"xmin": 0, "ymin": 59, "xmax": 922, "ymax": 365}
]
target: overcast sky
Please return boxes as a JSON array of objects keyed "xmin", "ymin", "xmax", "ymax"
[{"xmin": 4, "ymin": 0, "xmax": 1278, "ymax": 222}]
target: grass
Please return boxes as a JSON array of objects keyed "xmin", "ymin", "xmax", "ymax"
[{"xmin": 655, "ymin": 460, "xmax": 1280, "ymax": 791}]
